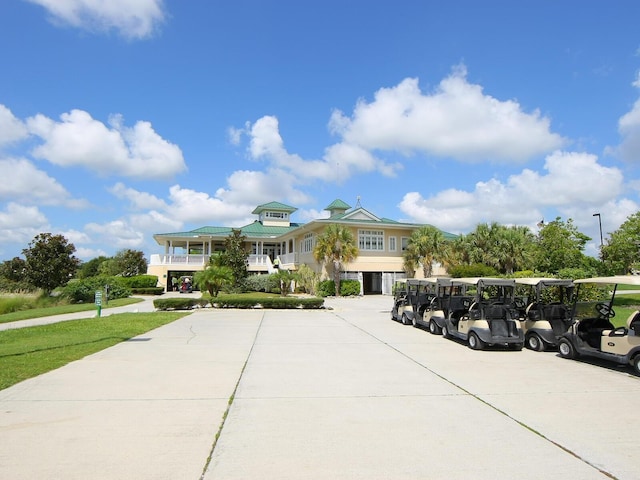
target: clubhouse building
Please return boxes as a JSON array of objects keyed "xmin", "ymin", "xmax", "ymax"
[{"xmin": 148, "ymin": 199, "xmax": 457, "ymax": 295}]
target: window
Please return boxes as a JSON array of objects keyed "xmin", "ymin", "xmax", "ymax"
[
  {"xmin": 401, "ymin": 237, "xmax": 410, "ymax": 251},
  {"xmin": 264, "ymin": 211, "xmax": 288, "ymax": 219},
  {"xmin": 359, "ymin": 230, "xmax": 384, "ymax": 251},
  {"xmin": 302, "ymin": 233, "xmax": 314, "ymax": 253},
  {"xmin": 389, "ymin": 236, "xmax": 397, "ymax": 252}
]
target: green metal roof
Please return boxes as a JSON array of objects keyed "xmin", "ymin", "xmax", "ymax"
[
  {"xmin": 251, "ymin": 201, "xmax": 298, "ymax": 214},
  {"xmin": 324, "ymin": 199, "xmax": 351, "ymax": 211},
  {"xmin": 154, "ymin": 221, "xmax": 303, "ymax": 240}
]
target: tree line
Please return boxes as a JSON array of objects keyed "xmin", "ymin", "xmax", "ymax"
[{"xmin": 0, "ymin": 233, "xmax": 147, "ymax": 293}]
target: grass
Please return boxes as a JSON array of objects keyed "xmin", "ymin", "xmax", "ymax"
[
  {"xmin": 0, "ymin": 311, "xmax": 188, "ymax": 391},
  {"xmin": 612, "ymin": 292, "xmax": 640, "ymax": 327},
  {"xmin": 0, "ymin": 297, "xmax": 143, "ymax": 324}
]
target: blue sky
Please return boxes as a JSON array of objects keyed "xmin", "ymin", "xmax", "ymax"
[{"xmin": 1, "ymin": 0, "xmax": 640, "ymax": 262}]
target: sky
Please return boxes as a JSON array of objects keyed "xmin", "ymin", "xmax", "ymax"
[{"xmin": 1, "ymin": 0, "xmax": 640, "ymax": 262}]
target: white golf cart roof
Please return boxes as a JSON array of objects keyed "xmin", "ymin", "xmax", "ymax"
[
  {"xmin": 574, "ymin": 275, "xmax": 640, "ymax": 286},
  {"xmin": 452, "ymin": 277, "xmax": 516, "ymax": 287},
  {"xmin": 515, "ymin": 277, "xmax": 574, "ymax": 287}
]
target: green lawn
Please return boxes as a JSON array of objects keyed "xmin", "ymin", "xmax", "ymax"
[
  {"xmin": 0, "ymin": 297, "xmax": 143, "ymax": 324},
  {"xmin": 0, "ymin": 311, "xmax": 187, "ymax": 390}
]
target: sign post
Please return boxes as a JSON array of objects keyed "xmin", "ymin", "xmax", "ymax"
[{"xmin": 95, "ymin": 290, "xmax": 103, "ymax": 318}]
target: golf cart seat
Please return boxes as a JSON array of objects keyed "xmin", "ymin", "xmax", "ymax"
[
  {"xmin": 578, "ymin": 317, "xmax": 616, "ymax": 348},
  {"xmin": 627, "ymin": 311, "xmax": 640, "ymax": 336},
  {"xmin": 544, "ymin": 304, "xmax": 570, "ymax": 336}
]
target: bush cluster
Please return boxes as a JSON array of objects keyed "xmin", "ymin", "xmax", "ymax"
[
  {"xmin": 63, "ymin": 276, "xmax": 131, "ymax": 303},
  {"xmin": 153, "ymin": 295, "xmax": 324, "ymax": 310},
  {"xmin": 243, "ymin": 274, "xmax": 279, "ymax": 293},
  {"xmin": 119, "ymin": 275, "xmax": 158, "ymax": 288},
  {"xmin": 317, "ymin": 279, "xmax": 361, "ymax": 297},
  {"xmin": 130, "ymin": 287, "xmax": 164, "ymax": 295}
]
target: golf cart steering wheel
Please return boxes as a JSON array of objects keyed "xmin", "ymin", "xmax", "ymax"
[
  {"xmin": 514, "ymin": 298, "xmax": 525, "ymax": 309},
  {"xmin": 596, "ymin": 302, "xmax": 615, "ymax": 318}
]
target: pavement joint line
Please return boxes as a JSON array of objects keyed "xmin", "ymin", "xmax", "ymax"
[
  {"xmin": 199, "ymin": 310, "xmax": 266, "ymax": 480},
  {"xmin": 331, "ymin": 310, "xmax": 620, "ymax": 480}
]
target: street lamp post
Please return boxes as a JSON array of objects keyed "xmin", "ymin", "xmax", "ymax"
[{"xmin": 593, "ymin": 212, "xmax": 603, "ymax": 251}]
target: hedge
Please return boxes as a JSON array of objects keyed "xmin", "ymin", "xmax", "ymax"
[
  {"xmin": 153, "ymin": 295, "xmax": 324, "ymax": 311},
  {"xmin": 317, "ymin": 279, "xmax": 361, "ymax": 297},
  {"xmin": 131, "ymin": 287, "xmax": 164, "ymax": 295}
]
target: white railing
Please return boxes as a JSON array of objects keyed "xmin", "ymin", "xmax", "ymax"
[
  {"xmin": 248, "ymin": 254, "xmax": 273, "ymax": 269},
  {"xmin": 278, "ymin": 252, "xmax": 298, "ymax": 265},
  {"xmin": 149, "ymin": 254, "xmax": 209, "ymax": 266}
]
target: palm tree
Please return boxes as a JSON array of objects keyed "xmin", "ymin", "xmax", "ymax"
[
  {"xmin": 194, "ymin": 264, "xmax": 233, "ymax": 297},
  {"xmin": 404, "ymin": 225, "xmax": 449, "ymax": 278},
  {"xmin": 313, "ymin": 224, "xmax": 359, "ymax": 296}
]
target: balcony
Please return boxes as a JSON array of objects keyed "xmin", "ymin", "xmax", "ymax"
[{"xmin": 149, "ymin": 253, "xmax": 287, "ymax": 273}]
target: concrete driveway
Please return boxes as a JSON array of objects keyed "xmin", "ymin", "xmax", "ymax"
[{"xmin": 1, "ymin": 295, "xmax": 639, "ymax": 479}]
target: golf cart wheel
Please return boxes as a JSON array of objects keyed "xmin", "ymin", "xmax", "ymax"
[
  {"xmin": 412, "ymin": 315, "xmax": 419, "ymax": 328},
  {"xmin": 429, "ymin": 320, "xmax": 442, "ymax": 335},
  {"xmin": 468, "ymin": 332, "xmax": 485, "ymax": 350},
  {"xmin": 558, "ymin": 338, "xmax": 577, "ymax": 359},
  {"xmin": 401, "ymin": 313, "xmax": 410, "ymax": 326},
  {"xmin": 526, "ymin": 333, "xmax": 545, "ymax": 352},
  {"xmin": 632, "ymin": 356, "xmax": 640, "ymax": 376},
  {"xmin": 442, "ymin": 325, "xmax": 450, "ymax": 339}
]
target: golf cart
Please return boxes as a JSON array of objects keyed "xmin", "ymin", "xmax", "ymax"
[
  {"xmin": 515, "ymin": 278, "xmax": 574, "ymax": 351},
  {"xmin": 412, "ymin": 277, "xmax": 451, "ymax": 329},
  {"xmin": 393, "ymin": 279, "xmax": 436, "ymax": 326},
  {"xmin": 391, "ymin": 279, "xmax": 409, "ymax": 322},
  {"xmin": 422, "ymin": 278, "xmax": 472, "ymax": 335},
  {"xmin": 557, "ymin": 276, "xmax": 640, "ymax": 375},
  {"xmin": 441, "ymin": 277, "xmax": 524, "ymax": 350}
]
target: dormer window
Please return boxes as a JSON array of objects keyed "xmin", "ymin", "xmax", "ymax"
[{"xmin": 264, "ymin": 211, "xmax": 288, "ymax": 220}]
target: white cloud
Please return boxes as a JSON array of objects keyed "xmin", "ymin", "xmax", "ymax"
[
  {"xmin": 0, "ymin": 105, "xmax": 28, "ymax": 146},
  {"xmin": 75, "ymin": 247, "xmax": 108, "ymax": 260},
  {"xmin": 0, "ymin": 157, "xmax": 86, "ymax": 207},
  {"xmin": 166, "ymin": 184, "xmax": 255, "ymax": 225},
  {"xmin": 399, "ymin": 151, "xmax": 624, "ymax": 233},
  {"xmin": 108, "ymin": 182, "xmax": 167, "ymax": 210},
  {"xmin": 85, "ymin": 219, "xmax": 144, "ymax": 248},
  {"xmin": 27, "ymin": 110, "xmax": 186, "ymax": 179},
  {"xmin": 616, "ymin": 101, "xmax": 640, "ymax": 163},
  {"xmin": 246, "ymin": 115, "xmax": 401, "ymax": 182},
  {"xmin": 329, "ymin": 65, "xmax": 566, "ymax": 162},
  {"xmin": 0, "ymin": 203, "xmax": 49, "ymax": 244},
  {"xmin": 26, "ymin": 0, "xmax": 166, "ymax": 39}
]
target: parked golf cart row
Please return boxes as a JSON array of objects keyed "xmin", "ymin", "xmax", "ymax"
[{"xmin": 391, "ymin": 275, "xmax": 640, "ymax": 375}]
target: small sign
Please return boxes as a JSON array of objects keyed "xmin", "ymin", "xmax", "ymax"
[{"xmin": 95, "ymin": 291, "xmax": 103, "ymax": 306}]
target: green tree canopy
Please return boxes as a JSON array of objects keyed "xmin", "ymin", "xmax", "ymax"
[
  {"xmin": 313, "ymin": 224, "xmax": 359, "ymax": 296},
  {"xmin": 448, "ymin": 223, "xmax": 535, "ymax": 275},
  {"xmin": 223, "ymin": 229, "xmax": 249, "ymax": 289},
  {"xmin": 404, "ymin": 225, "xmax": 450, "ymax": 278},
  {"xmin": 534, "ymin": 217, "xmax": 591, "ymax": 274},
  {"xmin": 0, "ymin": 257, "xmax": 27, "ymax": 283},
  {"xmin": 77, "ymin": 256, "xmax": 109, "ymax": 278},
  {"xmin": 22, "ymin": 233, "xmax": 80, "ymax": 293},
  {"xmin": 601, "ymin": 211, "xmax": 640, "ymax": 274}
]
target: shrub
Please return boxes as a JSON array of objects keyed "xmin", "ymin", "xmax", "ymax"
[
  {"xmin": 317, "ymin": 279, "xmax": 360, "ymax": 297},
  {"xmin": 153, "ymin": 295, "xmax": 324, "ymax": 310},
  {"xmin": 120, "ymin": 275, "xmax": 158, "ymax": 288},
  {"xmin": 449, "ymin": 264, "xmax": 499, "ymax": 278},
  {"xmin": 153, "ymin": 297, "xmax": 209, "ymax": 310},
  {"xmin": 63, "ymin": 276, "xmax": 131, "ymax": 303},
  {"xmin": 243, "ymin": 274, "xmax": 279, "ymax": 293},
  {"xmin": 131, "ymin": 287, "xmax": 164, "ymax": 295},
  {"xmin": 296, "ymin": 264, "xmax": 319, "ymax": 295},
  {"xmin": 340, "ymin": 279, "xmax": 361, "ymax": 296}
]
